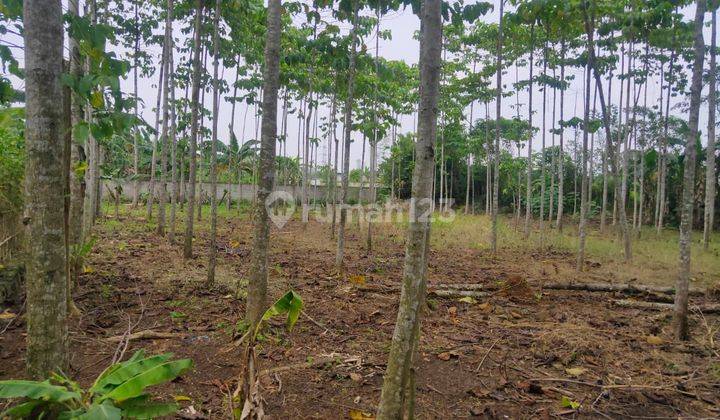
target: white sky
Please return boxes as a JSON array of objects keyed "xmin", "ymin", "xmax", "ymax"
[{"xmin": 4, "ymin": 1, "xmax": 717, "ymax": 170}]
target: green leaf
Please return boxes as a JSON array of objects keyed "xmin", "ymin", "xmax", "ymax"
[
  {"xmin": 90, "ymin": 91, "xmax": 105, "ymax": 108},
  {"xmin": 261, "ymin": 290, "xmax": 303, "ymax": 332},
  {"xmin": 0, "ymin": 380, "xmax": 80, "ymax": 402},
  {"xmin": 121, "ymin": 402, "xmax": 179, "ymax": 419},
  {"xmin": 91, "ymin": 353, "xmax": 172, "ymax": 394},
  {"xmin": 77, "ymin": 401, "xmax": 122, "ymax": 420},
  {"xmin": 73, "ymin": 122, "xmax": 90, "ymax": 144},
  {"xmin": 560, "ymin": 395, "xmax": 581, "ymax": 410},
  {"xmin": 0, "ymin": 400, "xmax": 43, "ymax": 418},
  {"xmin": 100, "ymin": 359, "xmax": 193, "ymax": 403}
]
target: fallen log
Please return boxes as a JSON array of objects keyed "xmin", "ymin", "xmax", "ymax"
[
  {"xmin": 434, "ymin": 281, "xmax": 706, "ymax": 298},
  {"xmin": 429, "ymin": 290, "xmax": 490, "ymax": 299},
  {"xmin": 106, "ymin": 330, "xmax": 185, "ymax": 342},
  {"xmin": 435, "ymin": 283, "xmax": 493, "ymax": 291},
  {"xmin": 613, "ymin": 299, "xmax": 720, "ymax": 313},
  {"xmin": 541, "ymin": 281, "xmax": 704, "ymax": 297}
]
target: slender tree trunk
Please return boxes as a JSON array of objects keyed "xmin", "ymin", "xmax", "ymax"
[
  {"xmin": 577, "ymin": 56, "xmax": 591, "ymax": 271},
  {"xmin": 367, "ymin": 9, "xmax": 381, "ymax": 253},
  {"xmin": 556, "ymin": 39, "xmax": 565, "ymax": 230},
  {"xmin": 245, "ymin": 0, "xmax": 281, "ymax": 325},
  {"xmin": 704, "ymin": 5, "xmax": 717, "ymax": 249},
  {"xmin": 68, "ymin": 0, "xmax": 84, "ymax": 259},
  {"xmin": 485, "ymin": 101, "xmax": 491, "ymax": 215},
  {"xmin": 658, "ymin": 43, "xmax": 677, "ymax": 234},
  {"xmin": 331, "ymin": 83, "xmax": 340, "ymax": 238},
  {"xmin": 132, "ymin": 1, "xmax": 141, "ymax": 208},
  {"xmin": 302, "ymin": 92, "xmax": 314, "ymax": 225},
  {"xmin": 169, "ymin": 41, "xmax": 178, "ymax": 244},
  {"xmin": 674, "ymin": 0, "xmax": 706, "ymax": 340},
  {"xmin": 465, "ymin": 92, "xmax": 475, "ymax": 214},
  {"xmin": 377, "ymin": 0, "xmax": 441, "ymax": 415},
  {"xmin": 157, "ymin": 0, "xmax": 173, "ymax": 236},
  {"xmin": 601, "ymin": 69, "xmax": 613, "ymax": 233},
  {"xmin": 146, "ymin": 55, "xmax": 164, "ymax": 222},
  {"xmin": 584, "ymin": 1, "xmax": 631, "ymax": 262},
  {"xmin": 524, "ymin": 24, "xmax": 535, "ymax": 238},
  {"xmin": 335, "ymin": 3, "xmax": 359, "ymax": 270},
  {"xmin": 23, "ymin": 0, "xmax": 68, "ymax": 378},
  {"xmin": 81, "ymin": 1, "xmax": 99, "ymax": 237},
  {"xmin": 490, "ymin": 1, "xmax": 504, "ymax": 254},
  {"xmin": 183, "ymin": 0, "xmax": 203, "ymax": 259},
  {"xmin": 539, "ymin": 37, "xmax": 548, "ymax": 238},
  {"xmin": 206, "ymin": 0, "xmax": 220, "ymax": 286}
]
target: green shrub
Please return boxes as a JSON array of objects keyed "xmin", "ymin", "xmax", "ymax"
[{"xmin": 0, "ymin": 349, "xmax": 193, "ymax": 419}]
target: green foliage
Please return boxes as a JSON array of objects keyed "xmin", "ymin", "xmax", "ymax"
[
  {"xmin": 0, "ymin": 349, "xmax": 192, "ymax": 419},
  {"xmin": 261, "ymin": 290, "xmax": 303, "ymax": 332},
  {"xmin": 0, "ymin": 106, "xmax": 24, "ymax": 217}
]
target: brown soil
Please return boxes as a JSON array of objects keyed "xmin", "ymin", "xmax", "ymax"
[{"xmin": 1, "ymin": 213, "xmax": 719, "ymax": 419}]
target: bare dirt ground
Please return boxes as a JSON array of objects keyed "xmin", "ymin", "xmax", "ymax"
[{"xmin": 1, "ymin": 208, "xmax": 719, "ymax": 419}]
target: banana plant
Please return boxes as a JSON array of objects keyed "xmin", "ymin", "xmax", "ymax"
[{"xmin": 0, "ymin": 350, "xmax": 192, "ymax": 419}]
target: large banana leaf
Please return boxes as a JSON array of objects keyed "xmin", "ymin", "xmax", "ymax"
[
  {"xmin": 91, "ymin": 353, "xmax": 173, "ymax": 394},
  {"xmin": 121, "ymin": 402, "xmax": 179, "ymax": 419},
  {"xmin": 76, "ymin": 401, "xmax": 122, "ymax": 420},
  {"xmin": 100, "ymin": 359, "xmax": 193, "ymax": 403},
  {"xmin": 0, "ymin": 380, "xmax": 80, "ymax": 402}
]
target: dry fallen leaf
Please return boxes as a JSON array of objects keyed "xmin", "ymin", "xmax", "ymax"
[
  {"xmin": 565, "ymin": 367, "xmax": 587, "ymax": 377},
  {"xmin": 457, "ymin": 296, "xmax": 477, "ymax": 304},
  {"xmin": 349, "ymin": 409, "xmax": 375, "ymax": 420},
  {"xmin": 646, "ymin": 335, "xmax": 664, "ymax": 345},
  {"xmin": 349, "ymin": 275, "xmax": 366, "ymax": 286},
  {"xmin": 0, "ymin": 310, "xmax": 16, "ymax": 320},
  {"xmin": 478, "ymin": 302, "xmax": 493, "ymax": 313},
  {"xmin": 350, "ymin": 372, "xmax": 363, "ymax": 382}
]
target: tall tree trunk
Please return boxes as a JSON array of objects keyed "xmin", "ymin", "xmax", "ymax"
[
  {"xmin": 169, "ymin": 40, "xmax": 178, "ymax": 244},
  {"xmin": 556, "ymin": 38, "xmax": 565, "ymax": 230},
  {"xmin": 157, "ymin": 0, "xmax": 173, "ymax": 236},
  {"xmin": 183, "ymin": 0, "xmax": 203, "ymax": 259},
  {"xmin": 490, "ymin": 0, "xmax": 504, "ymax": 254},
  {"xmin": 23, "ymin": 0, "xmax": 68, "ymax": 378},
  {"xmin": 654, "ymin": 59, "xmax": 665, "ymax": 229},
  {"xmin": 704, "ymin": 4, "xmax": 717, "ymax": 249},
  {"xmin": 245, "ymin": 0, "xmax": 281, "ymax": 327},
  {"xmin": 577, "ymin": 58, "xmax": 591, "ymax": 270},
  {"xmin": 331, "ymin": 83, "xmax": 339, "ymax": 238},
  {"xmin": 674, "ymin": 0, "xmax": 706, "ymax": 340},
  {"xmin": 132, "ymin": 1, "xmax": 140, "ymax": 207},
  {"xmin": 68, "ymin": 0, "xmax": 84, "ymax": 267},
  {"xmin": 658, "ymin": 41, "xmax": 677, "ymax": 234},
  {"xmin": 146, "ymin": 56, "xmax": 164, "ymax": 222},
  {"xmin": 207, "ymin": 0, "xmax": 220, "ymax": 286},
  {"xmin": 241, "ymin": 0, "xmax": 281, "ymax": 414},
  {"xmin": 549, "ymin": 69, "xmax": 556, "ymax": 224},
  {"xmin": 485, "ymin": 101, "xmax": 491, "ymax": 215},
  {"xmin": 524, "ymin": 23, "xmax": 535, "ymax": 238},
  {"xmin": 81, "ymin": 0, "xmax": 99, "ymax": 238},
  {"xmin": 584, "ymin": 1, "xmax": 631, "ymax": 262},
  {"xmin": 302, "ymin": 93, "xmax": 314, "ymax": 225},
  {"xmin": 377, "ymin": 0, "xmax": 441, "ymax": 415},
  {"xmin": 601, "ymin": 67, "xmax": 613, "ymax": 232},
  {"xmin": 335, "ymin": 3, "xmax": 359, "ymax": 269},
  {"xmin": 539, "ymin": 37, "xmax": 548, "ymax": 237},
  {"xmin": 367, "ymin": 8, "xmax": 381, "ymax": 253}
]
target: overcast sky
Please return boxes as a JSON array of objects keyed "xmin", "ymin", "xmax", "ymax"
[{"xmin": 5, "ymin": 1, "xmax": 716, "ymax": 170}]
